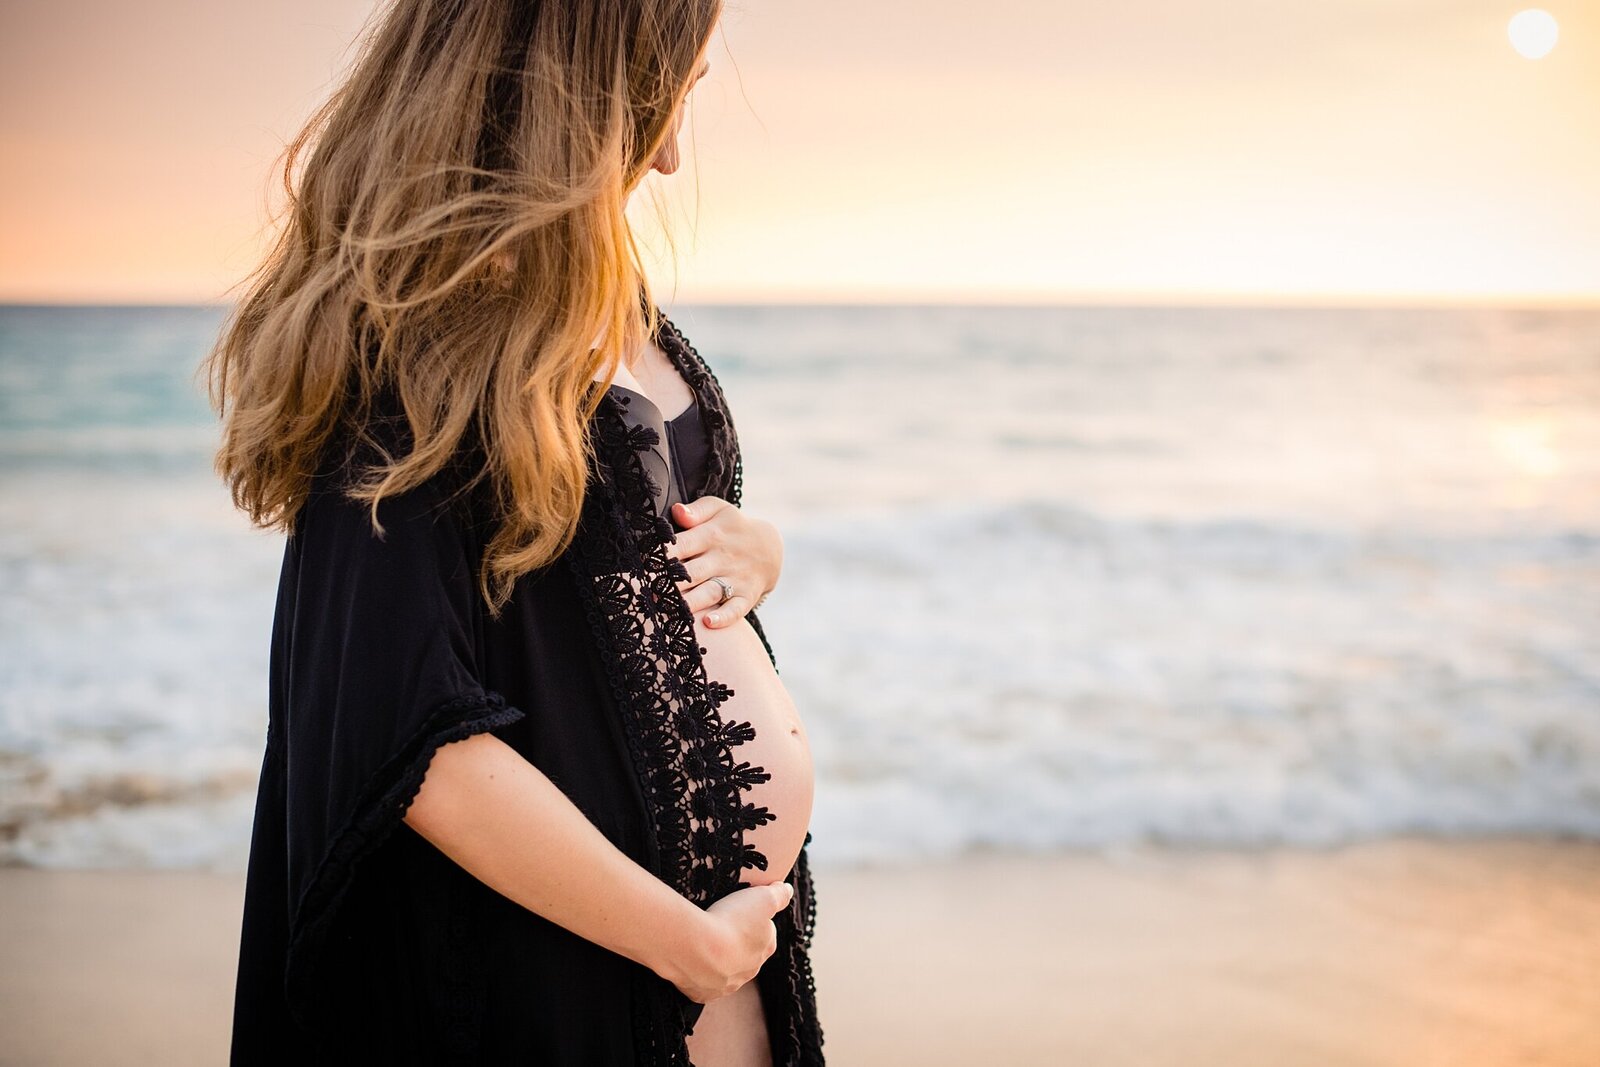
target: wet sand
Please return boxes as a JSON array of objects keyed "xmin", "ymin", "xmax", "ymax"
[
  {"xmin": 1, "ymin": 837, "xmax": 1596, "ymax": 1066},
  {"xmin": 808, "ymin": 838, "xmax": 1600, "ymax": 1066}
]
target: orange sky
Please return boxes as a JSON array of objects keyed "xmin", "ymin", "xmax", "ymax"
[{"xmin": 1, "ymin": 1, "xmax": 1595, "ymax": 305}]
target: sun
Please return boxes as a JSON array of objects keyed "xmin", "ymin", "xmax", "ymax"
[{"xmin": 1508, "ymin": 9, "xmax": 1560, "ymax": 59}]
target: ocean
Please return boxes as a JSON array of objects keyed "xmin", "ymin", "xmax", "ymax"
[{"xmin": 2, "ymin": 303, "xmax": 1597, "ymax": 871}]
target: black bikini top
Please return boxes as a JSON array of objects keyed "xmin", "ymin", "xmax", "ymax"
[{"xmin": 606, "ymin": 382, "xmax": 711, "ymax": 523}]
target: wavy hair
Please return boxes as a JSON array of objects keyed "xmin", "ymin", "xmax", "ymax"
[{"xmin": 199, "ymin": 0, "xmax": 720, "ymax": 615}]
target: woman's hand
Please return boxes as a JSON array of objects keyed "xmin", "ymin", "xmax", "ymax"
[
  {"xmin": 665, "ymin": 496, "xmax": 783, "ymax": 628},
  {"xmin": 661, "ymin": 881, "xmax": 794, "ymax": 1004}
]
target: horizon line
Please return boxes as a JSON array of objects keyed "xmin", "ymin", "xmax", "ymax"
[{"xmin": 3, "ymin": 291, "xmax": 1598, "ymax": 312}]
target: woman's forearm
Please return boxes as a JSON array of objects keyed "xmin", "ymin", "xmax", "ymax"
[{"xmin": 401, "ymin": 730, "xmax": 706, "ymax": 986}]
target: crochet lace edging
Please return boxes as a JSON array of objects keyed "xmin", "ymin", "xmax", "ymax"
[
  {"xmin": 653, "ymin": 311, "xmax": 781, "ymax": 675},
  {"xmin": 785, "ymin": 839, "xmax": 825, "ymax": 1062},
  {"xmin": 281, "ymin": 690, "xmax": 526, "ymax": 1031},
  {"xmin": 566, "ymin": 403, "xmax": 777, "ymax": 1065},
  {"xmin": 750, "ymin": 833, "xmax": 824, "ymax": 1066},
  {"xmin": 568, "ymin": 393, "xmax": 776, "ymax": 908},
  {"xmin": 587, "ymin": 307, "xmax": 815, "ymax": 1062}
]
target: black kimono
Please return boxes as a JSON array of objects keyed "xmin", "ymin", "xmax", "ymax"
[{"xmin": 229, "ymin": 310, "xmax": 824, "ymax": 1065}]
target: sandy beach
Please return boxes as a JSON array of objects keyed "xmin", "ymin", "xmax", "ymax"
[{"xmin": 2, "ymin": 836, "xmax": 1596, "ymax": 1066}]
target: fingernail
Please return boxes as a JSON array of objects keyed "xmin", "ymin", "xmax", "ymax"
[{"xmin": 707, "ymin": 613, "xmax": 720, "ymax": 624}]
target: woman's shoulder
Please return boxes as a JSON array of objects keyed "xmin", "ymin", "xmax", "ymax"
[
  {"xmin": 303, "ymin": 386, "xmax": 491, "ymax": 545},
  {"xmin": 653, "ymin": 308, "xmax": 721, "ymax": 387}
]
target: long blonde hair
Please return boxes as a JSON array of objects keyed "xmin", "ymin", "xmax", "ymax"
[{"xmin": 200, "ymin": 0, "xmax": 720, "ymax": 615}]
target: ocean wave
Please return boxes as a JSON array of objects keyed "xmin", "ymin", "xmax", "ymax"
[
  {"xmin": 4, "ymin": 495, "xmax": 1597, "ymax": 869},
  {"xmin": 5, "ymin": 302, "xmax": 1599, "ymax": 869},
  {"xmin": 767, "ymin": 500, "xmax": 1600, "ymax": 865}
]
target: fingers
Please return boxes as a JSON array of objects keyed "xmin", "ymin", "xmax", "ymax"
[
  {"xmin": 670, "ymin": 501, "xmax": 698, "ymax": 528},
  {"xmin": 701, "ymin": 595, "xmax": 749, "ymax": 628},
  {"xmin": 666, "ymin": 511, "xmax": 725, "ymax": 563},
  {"xmin": 670, "ymin": 551, "xmax": 757, "ymax": 625},
  {"xmin": 661, "ymin": 498, "xmax": 767, "ymax": 627},
  {"xmin": 672, "ymin": 496, "xmax": 728, "ymax": 529},
  {"xmin": 770, "ymin": 881, "xmax": 794, "ymax": 914}
]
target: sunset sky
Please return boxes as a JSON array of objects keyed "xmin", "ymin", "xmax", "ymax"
[{"xmin": 0, "ymin": 0, "xmax": 1595, "ymax": 305}]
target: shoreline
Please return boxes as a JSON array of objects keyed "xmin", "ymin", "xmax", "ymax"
[{"xmin": 2, "ymin": 836, "xmax": 1596, "ymax": 1065}]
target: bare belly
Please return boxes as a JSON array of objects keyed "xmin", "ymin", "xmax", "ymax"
[{"xmin": 693, "ymin": 611, "xmax": 814, "ymax": 887}]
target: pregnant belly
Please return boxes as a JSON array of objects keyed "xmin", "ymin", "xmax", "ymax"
[{"xmin": 695, "ymin": 613, "xmax": 814, "ymax": 887}]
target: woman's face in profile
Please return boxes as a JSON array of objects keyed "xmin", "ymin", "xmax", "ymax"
[{"xmin": 650, "ymin": 56, "xmax": 711, "ymax": 176}]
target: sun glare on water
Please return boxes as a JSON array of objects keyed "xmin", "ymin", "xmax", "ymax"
[
  {"xmin": 1489, "ymin": 418, "xmax": 1562, "ymax": 478},
  {"xmin": 1508, "ymin": 9, "xmax": 1560, "ymax": 59}
]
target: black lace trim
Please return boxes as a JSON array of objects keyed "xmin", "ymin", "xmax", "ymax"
[
  {"xmin": 565, "ymin": 303, "xmax": 823, "ymax": 1063},
  {"xmin": 566, "ymin": 390, "xmax": 777, "ymax": 906},
  {"xmin": 654, "ymin": 308, "xmax": 824, "ymax": 1064},
  {"xmin": 748, "ymin": 830, "xmax": 824, "ymax": 1065},
  {"xmin": 282, "ymin": 690, "xmax": 526, "ymax": 1031},
  {"xmin": 652, "ymin": 311, "xmax": 781, "ymax": 670}
]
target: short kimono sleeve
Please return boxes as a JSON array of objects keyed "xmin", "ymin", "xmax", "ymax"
[{"xmin": 275, "ymin": 461, "xmax": 526, "ymax": 1019}]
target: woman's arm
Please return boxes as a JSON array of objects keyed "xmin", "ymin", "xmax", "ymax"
[{"xmin": 402, "ymin": 730, "xmax": 791, "ymax": 1002}]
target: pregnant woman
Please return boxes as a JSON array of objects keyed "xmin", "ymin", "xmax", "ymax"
[{"xmin": 211, "ymin": 2, "xmax": 822, "ymax": 1064}]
